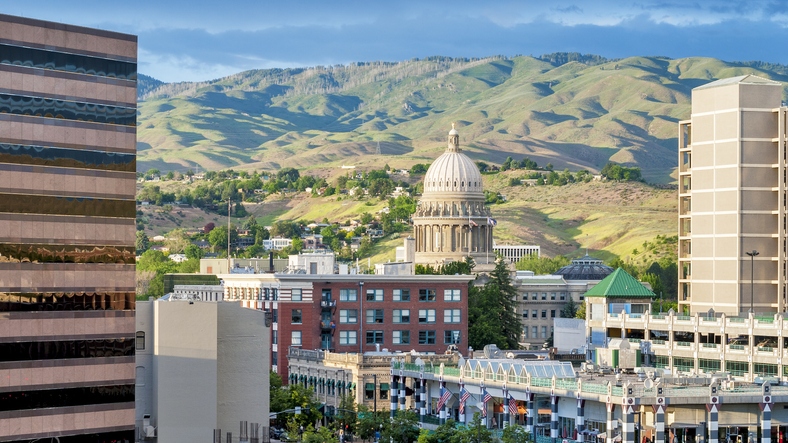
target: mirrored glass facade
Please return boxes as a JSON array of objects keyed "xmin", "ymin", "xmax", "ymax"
[{"xmin": 0, "ymin": 14, "xmax": 136, "ymax": 442}]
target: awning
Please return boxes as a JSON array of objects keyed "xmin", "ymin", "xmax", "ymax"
[
  {"xmin": 330, "ymin": 380, "xmax": 336, "ymax": 387},
  {"xmin": 349, "ymin": 383, "xmax": 356, "ymax": 389},
  {"xmin": 337, "ymin": 381, "xmax": 344, "ymax": 388},
  {"xmin": 320, "ymin": 378, "xmax": 325, "ymax": 385},
  {"xmin": 380, "ymin": 383, "xmax": 389, "ymax": 391},
  {"xmin": 365, "ymin": 383, "xmax": 375, "ymax": 390}
]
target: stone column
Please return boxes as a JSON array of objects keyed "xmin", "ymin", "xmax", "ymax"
[
  {"xmin": 653, "ymin": 405, "xmax": 665, "ymax": 443},
  {"xmin": 439, "ymin": 381, "xmax": 446, "ymax": 425},
  {"xmin": 551, "ymin": 394, "xmax": 559, "ymax": 443},
  {"xmin": 577, "ymin": 399, "xmax": 586, "ymax": 443},
  {"xmin": 607, "ymin": 403, "xmax": 615, "ymax": 443},
  {"xmin": 419, "ymin": 375, "xmax": 426, "ymax": 424},
  {"xmin": 525, "ymin": 393, "xmax": 535, "ymax": 434},
  {"xmin": 391, "ymin": 375, "xmax": 398, "ymax": 418},
  {"xmin": 400, "ymin": 376, "xmax": 406, "ymax": 411},
  {"xmin": 622, "ymin": 404, "xmax": 635, "ymax": 443},
  {"xmin": 503, "ymin": 387, "xmax": 509, "ymax": 428},
  {"xmin": 762, "ymin": 402, "xmax": 773, "ymax": 443},
  {"xmin": 707, "ymin": 404, "xmax": 719, "ymax": 443}
]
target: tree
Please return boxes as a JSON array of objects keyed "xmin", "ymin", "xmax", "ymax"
[
  {"xmin": 575, "ymin": 302, "xmax": 587, "ymax": 320},
  {"xmin": 380, "ymin": 410, "xmax": 420, "ymax": 443},
  {"xmin": 336, "ymin": 393, "xmax": 358, "ymax": 435},
  {"xmin": 418, "ymin": 419, "xmax": 457, "ymax": 443},
  {"xmin": 277, "ymin": 167, "xmax": 300, "ymax": 183},
  {"xmin": 135, "ymin": 230, "xmax": 149, "ymax": 254},
  {"xmin": 501, "ymin": 422, "xmax": 532, "ymax": 443},
  {"xmin": 515, "ymin": 254, "xmax": 570, "ymax": 274},
  {"xmin": 165, "ymin": 171, "xmax": 174, "ymax": 180},
  {"xmin": 208, "ymin": 225, "xmax": 238, "ymax": 253},
  {"xmin": 184, "ymin": 244, "xmax": 203, "ymax": 261},
  {"xmin": 560, "ymin": 296, "xmax": 578, "ymax": 318},
  {"xmin": 452, "ymin": 413, "xmax": 493, "ymax": 443},
  {"xmin": 165, "ymin": 228, "xmax": 191, "ymax": 254},
  {"xmin": 468, "ymin": 258, "xmax": 521, "ymax": 350},
  {"xmin": 203, "ymin": 222, "xmax": 215, "ymax": 233},
  {"xmin": 186, "ymin": 169, "xmax": 194, "ymax": 178},
  {"xmin": 355, "ymin": 406, "xmax": 387, "ymax": 441}
]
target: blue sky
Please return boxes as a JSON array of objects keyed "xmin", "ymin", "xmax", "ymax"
[{"xmin": 4, "ymin": 0, "xmax": 788, "ymax": 83}]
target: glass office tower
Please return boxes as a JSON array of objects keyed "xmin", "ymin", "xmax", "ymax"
[{"xmin": 0, "ymin": 14, "xmax": 136, "ymax": 442}]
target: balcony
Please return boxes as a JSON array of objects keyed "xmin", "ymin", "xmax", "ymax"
[
  {"xmin": 321, "ymin": 300, "xmax": 337, "ymax": 310},
  {"xmin": 320, "ymin": 321, "xmax": 336, "ymax": 332}
]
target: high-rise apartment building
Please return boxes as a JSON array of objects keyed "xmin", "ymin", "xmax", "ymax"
[
  {"xmin": 678, "ymin": 75, "xmax": 786, "ymax": 315},
  {"xmin": 0, "ymin": 14, "xmax": 137, "ymax": 442}
]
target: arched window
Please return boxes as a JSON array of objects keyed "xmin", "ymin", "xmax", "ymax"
[{"xmin": 136, "ymin": 331, "xmax": 145, "ymax": 351}]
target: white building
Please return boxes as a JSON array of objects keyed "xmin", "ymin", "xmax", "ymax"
[
  {"xmin": 173, "ymin": 284, "xmax": 225, "ymax": 301},
  {"xmin": 135, "ymin": 298, "xmax": 270, "ymax": 442},
  {"xmin": 263, "ymin": 237, "xmax": 293, "ymax": 250},
  {"xmin": 493, "ymin": 243, "xmax": 541, "ymax": 264},
  {"xmin": 286, "ymin": 252, "xmax": 336, "ymax": 274}
]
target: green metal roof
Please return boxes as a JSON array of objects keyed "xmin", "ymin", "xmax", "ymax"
[{"xmin": 584, "ymin": 268, "xmax": 655, "ymax": 299}]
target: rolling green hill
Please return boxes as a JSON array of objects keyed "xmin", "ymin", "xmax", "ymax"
[{"xmin": 137, "ymin": 54, "xmax": 788, "ymax": 184}]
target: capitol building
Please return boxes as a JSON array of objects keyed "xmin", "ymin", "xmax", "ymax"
[{"xmin": 413, "ymin": 125, "xmax": 495, "ymax": 266}]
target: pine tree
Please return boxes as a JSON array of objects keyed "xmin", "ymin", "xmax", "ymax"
[
  {"xmin": 560, "ymin": 296, "xmax": 578, "ymax": 318},
  {"xmin": 468, "ymin": 258, "xmax": 521, "ymax": 350}
]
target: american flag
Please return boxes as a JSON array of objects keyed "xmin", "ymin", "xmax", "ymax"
[
  {"xmin": 459, "ymin": 388, "xmax": 470, "ymax": 414},
  {"xmin": 437, "ymin": 387, "xmax": 452, "ymax": 411},
  {"xmin": 482, "ymin": 389, "xmax": 492, "ymax": 404},
  {"xmin": 508, "ymin": 395, "xmax": 518, "ymax": 415},
  {"xmin": 469, "ymin": 218, "xmax": 478, "ymax": 227}
]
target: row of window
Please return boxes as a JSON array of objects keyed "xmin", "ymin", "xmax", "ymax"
[
  {"xmin": 291, "ymin": 330, "xmax": 461, "ymax": 346},
  {"xmin": 0, "ymin": 292, "xmax": 135, "ymax": 311},
  {"xmin": 0, "ymin": 243, "xmax": 135, "ymax": 264},
  {"xmin": 0, "ymin": 43, "xmax": 137, "ymax": 80},
  {"xmin": 521, "ymin": 292, "xmax": 582, "ymax": 301},
  {"xmin": 332, "ymin": 308, "xmax": 461, "ymax": 324},
  {"xmin": 0, "ymin": 193, "xmax": 135, "ymax": 218},
  {"xmin": 522, "ymin": 326, "xmax": 550, "ymax": 339},
  {"xmin": 522, "ymin": 309, "xmax": 556, "ymax": 319},
  {"xmin": 0, "ymin": 93, "xmax": 137, "ymax": 126},
  {"xmin": 0, "ymin": 338, "xmax": 134, "ymax": 362},
  {"xmin": 234, "ymin": 287, "xmax": 280, "ymax": 300},
  {"xmin": 0, "ymin": 143, "xmax": 136, "ymax": 172},
  {"xmin": 0, "ymin": 384, "xmax": 134, "ymax": 412},
  {"xmin": 332, "ymin": 288, "xmax": 460, "ymax": 302}
]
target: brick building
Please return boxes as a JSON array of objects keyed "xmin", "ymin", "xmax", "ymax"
[{"xmin": 219, "ymin": 273, "xmax": 474, "ymax": 381}]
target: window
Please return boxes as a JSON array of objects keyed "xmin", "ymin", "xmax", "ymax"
[
  {"xmin": 272, "ymin": 309, "xmax": 278, "ymax": 323},
  {"xmin": 419, "ymin": 289, "xmax": 436, "ymax": 302},
  {"xmin": 522, "ymin": 294, "xmax": 528, "ymax": 301},
  {"xmin": 365, "ymin": 384, "xmax": 375, "ymax": 400},
  {"xmin": 135, "ymin": 331, "xmax": 145, "ymax": 351},
  {"xmin": 551, "ymin": 293, "xmax": 556, "ymax": 301},
  {"xmin": 419, "ymin": 330, "xmax": 436, "ymax": 345},
  {"xmin": 292, "ymin": 309, "xmax": 302, "ymax": 324},
  {"xmin": 531, "ymin": 293, "xmax": 538, "ymax": 301},
  {"xmin": 366, "ymin": 289, "xmax": 383, "ymax": 302},
  {"xmin": 366, "ymin": 309, "xmax": 384, "ymax": 324},
  {"xmin": 393, "ymin": 309, "xmax": 410, "ymax": 324},
  {"xmin": 541, "ymin": 310, "xmax": 547, "ymax": 319},
  {"xmin": 532, "ymin": 310, "xmax": 537, "ymax": 318},
  {"xmin": 291, "ymin": 288, "xmax": 302, "ymax": 301},
  {"xmin": 522, "ymin": 311, "xmax": 528, "ymax": 319},
  {"xmin": 444, "ymin": 309, "xmax": 461, "ymax": 323},
  {"xmin": 523, "ymin": 328, "xmax": 529, "ymax": 339},
  {"xmin": 366, "ymin": 331, "xmax": 383, "ymax": 344},
  {"xmin": 271, "ymin": 288, "xmax": 278, "ymax": 301},
  {"xmin": 550, "ymin": 310, "xmax": 556, "ymax": 318},
  {"xmin": 272, "ymin": 351, "xmax": 277, "ymax": 366},
  {"xmin": 340, "ymin": 289, "xmax": 357, "ymax": 302},
  {"xmin": 292, "ymin": 331, "xmax": 302, "ymax": 346},
  {"xmin": 393, "ymin": 330, "xmax": 410, "ymax": 345},
  {"xmin": 541, "ymin": 326, "xmax": 547, "ymax": 338},
  {"xmin": 531, "ymin": 326, "xmax": 538, "ymax": 338},
  {"xmin": 419, "ymin": 309, "xmax": 436, "ymax": 323},
  {"xmin": 444, "ymin": 289, "xmax": 461, "ymax": 301},
  {"xmin": 393, "ymin": 289, "xmax": 410, "ymax": 302},
  {"xmin": 322, "ymin": 289, "xmax": 332, "ymax": 301},
  {"xmin": 272, "ymin": 330, "xmax": 278, "ymax": 345},
  {"xmin": 444, "ymin": 330, "xmax": 461, "ymax": 345},
  {"xmin": 340, "ymin": 331, "xmax": 357, "ymax": 345},
  {"xmin": 339, "ymin": 309, "xmax": 358, "ymax": 324},
  {"xmin": 560, "ymin": 293, "xmax": 566, "ymax": 301},
  {"xmin": 541, "ymin": 293, "xmax": 547, "ymax": 301}
]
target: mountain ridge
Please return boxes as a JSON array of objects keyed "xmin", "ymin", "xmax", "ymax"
[{"xmin": 136, "ymin": 53, "xmax": 788, "ymax": 183}]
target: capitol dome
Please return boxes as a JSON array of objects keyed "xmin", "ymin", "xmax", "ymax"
[
  {"xmin": 422, "ymin": 146, "xmax": 484, "ymax": 195},
  {"xmin": 412, "ymin": 124, "xmax": 495, "ymax": 266}
]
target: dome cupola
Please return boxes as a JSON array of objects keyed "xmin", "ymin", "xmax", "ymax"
[{"xmin": 422, "ymin": 124, "xmax": 484, "ymax": 196}]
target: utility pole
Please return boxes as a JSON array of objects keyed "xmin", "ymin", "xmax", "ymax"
[{"xmin": 227, "ymin": 199, "xmax": 231, "ymax": 262}]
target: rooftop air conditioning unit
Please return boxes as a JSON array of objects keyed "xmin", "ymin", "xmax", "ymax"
[{"xmin": 144, "ymin": 426, "xmax": 156, "ymax": 438}]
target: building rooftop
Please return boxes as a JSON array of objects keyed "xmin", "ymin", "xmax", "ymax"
[
  {"xmin": 553, "ymin": 254, "xmax": 614, "ymax": 281},
  {"xmin": 584, "ymin": 268, "xmax": 655, "ymax": 299},
  {"xmin": 694, "ymin": 74, "xmax": 780, "ymax": 90}
]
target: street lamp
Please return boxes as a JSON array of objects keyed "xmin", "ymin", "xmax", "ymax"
[{"xmin": 745, "ymin": 250, "xmax": 759, "ymax": 314}]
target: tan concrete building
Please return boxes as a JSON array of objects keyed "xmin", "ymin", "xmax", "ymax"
[
  {"xmin": 0, "ymin": 14, "xmax": 137, "ymax": 442},
  {"xmin": 413, "ymin": 124, "xmax": 495, "ymax": 266},
  {"xmin": 678, "ymin": 75, "xmax": 787, "ymax": 315},
  {"xmin": 135, "ymin": 298, "xmax": 270, "ymax": 442}
]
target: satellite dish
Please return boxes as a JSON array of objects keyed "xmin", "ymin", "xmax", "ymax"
[{"xmin": 644, "ymin": 379, "xmax": 654, "ymax": 389}]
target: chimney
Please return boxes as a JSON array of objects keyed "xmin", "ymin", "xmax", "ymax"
[{"xmin": 404, "ymin": 237, "xmax": 416, "ymax": 263}]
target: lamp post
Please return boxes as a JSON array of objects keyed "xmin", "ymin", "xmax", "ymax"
[{"xmin": 745, "ymin": 250, "xmax": 759, "ymax": 314}]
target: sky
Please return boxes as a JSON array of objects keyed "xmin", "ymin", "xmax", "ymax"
[{"xmin": 4, "ymin": 0, "xmax": 788, "ymax": 83}]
